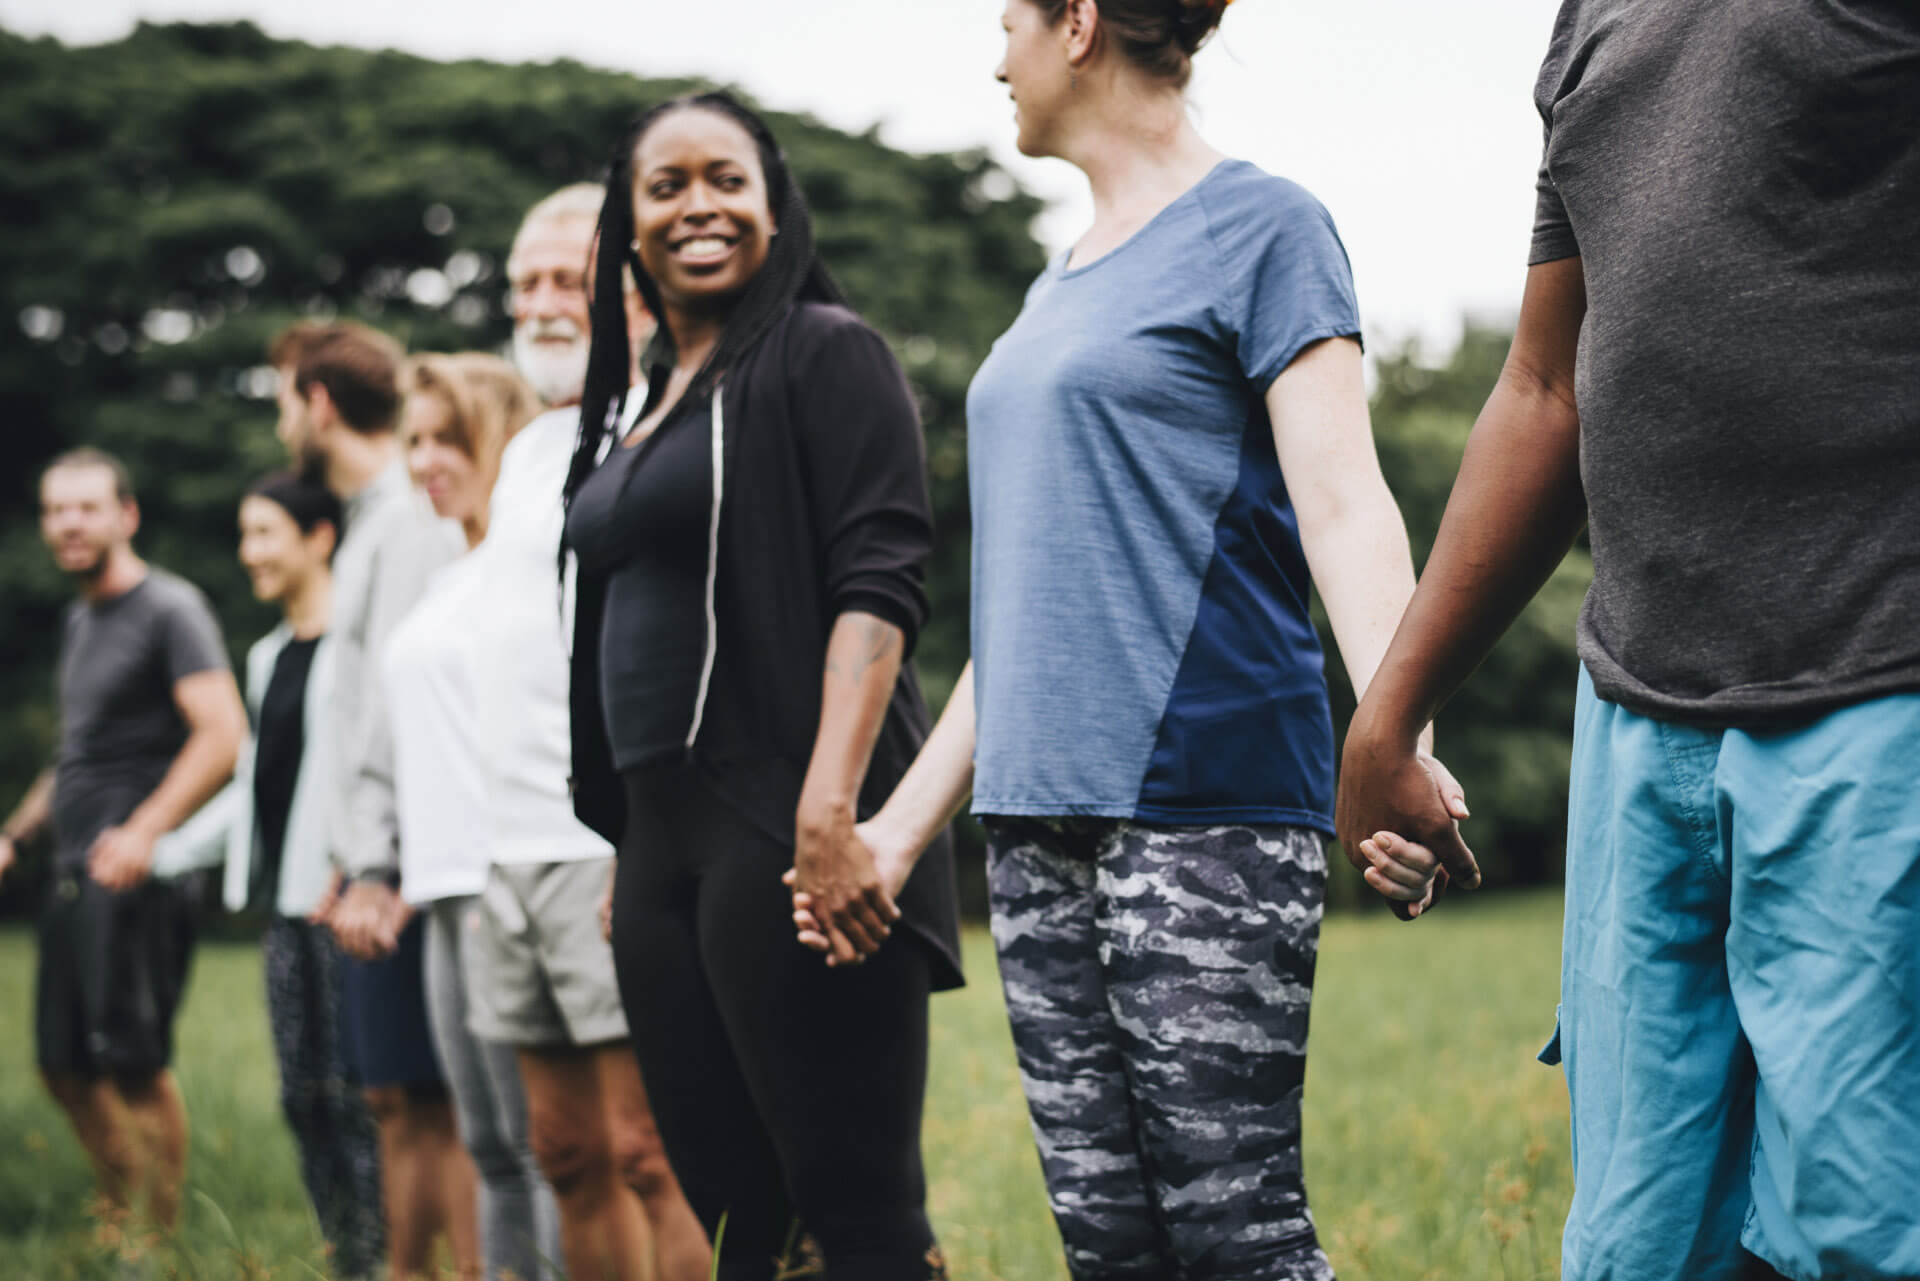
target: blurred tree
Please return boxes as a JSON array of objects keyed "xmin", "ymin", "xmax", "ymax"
[
  {"xmin": 0, "ymin": 20, "xmax": 1044, "ymax": 912},
  {"xmin": 0, "ymin": 22, "xmax": 1584, "ymax": 919}
]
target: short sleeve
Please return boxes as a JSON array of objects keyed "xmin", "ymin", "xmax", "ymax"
[
  {"xmin": 1528, "ymin": 0, "xmax": 1582, "ymax": 265},
  {"xmin": 158, "ymin": 581, "xmax": 229, "ymax": 685},
  {"xmin": 1208, "ymin": 175, "xmax": 1364, "ymax": 392}
]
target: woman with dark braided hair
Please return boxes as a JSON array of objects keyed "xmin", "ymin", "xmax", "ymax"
[
  {"xmin": 561, "ymin": 92, "xmax": 961, "ymax": 1281},
  {"xmin": 789, "ymin": 2, "xmax": 1471, "ymax": 1278}
]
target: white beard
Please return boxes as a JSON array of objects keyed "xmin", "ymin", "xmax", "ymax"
[{"xmin": 512, "ymin": 325, "xmax": 590, "ymax": 407}]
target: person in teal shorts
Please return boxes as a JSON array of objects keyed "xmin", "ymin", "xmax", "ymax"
[{"xmin": 1337, "ymin": 3, "xmax": 1920, "ymax": 1280}]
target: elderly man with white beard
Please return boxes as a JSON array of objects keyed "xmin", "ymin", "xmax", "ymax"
[
  {"xmin": 508, "ymin": 183, "xmax": 604, "ymax": 408},
  {"xmin": 452, "ymin": 187, "xmax": 707, "ymax": 1281}
]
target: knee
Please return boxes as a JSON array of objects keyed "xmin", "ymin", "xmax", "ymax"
[
  {"xmin": 609, "ymin": 1115, "xmax": 675, "ymax": 1203},
  {"xmin": 530, "ymin": 1118, "xmax": 613, "ymax": 1198}
]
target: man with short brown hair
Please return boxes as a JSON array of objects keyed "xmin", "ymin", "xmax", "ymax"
[
  {"xmin": 271, "ymin": 321, "xmax": 481, "ymax": 1280},
  {"xmin": 0, "ymin": 448, "xmax": 245, "ymax": 1229}
]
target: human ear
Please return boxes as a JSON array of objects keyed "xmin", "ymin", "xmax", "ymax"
[{"xmin": 1064, "ymin": 0, "xmax": 1100, "ymax": 64}]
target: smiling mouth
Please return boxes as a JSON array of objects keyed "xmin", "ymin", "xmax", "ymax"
[{"xmin": 672, "ymin": 234, "xmax": 739, "ymax": 266}]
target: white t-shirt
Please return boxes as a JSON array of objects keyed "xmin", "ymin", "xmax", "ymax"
[
  {"xmin": 384, "ymin": 549, "xmax": 494, "ymax": 905},
  {"xmin": 472, "ymin": 408, "xmax": 614, "ymax": 868}
]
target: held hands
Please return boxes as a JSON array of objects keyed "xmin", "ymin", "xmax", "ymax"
[
  {"xmin": 784, "ymin": 800, "xmax": 908, "ymax": 968},
  {"xmin": 88, "ymin": 823, "xmax": 159, "ymax": 892},
  {"xmin": 1336, "ymin": 742, "xmax": 1479, "ymax": 921},
  {"xmin": 329, "ymin": 878, "xmax": 410, "ymax": 960}
]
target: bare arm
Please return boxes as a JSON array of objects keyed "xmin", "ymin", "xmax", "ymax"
[
  {"xmin": 862, "ymin": 661, "xmax": 975, "ymax": 864},
  {"xmin": 0, "ymin": 769, "xmax": 56, "ymax": 885},
  {"xmin": 1335, "ymin": 257, "xmax": 1588, "ymax": 887},
  {"xmin": 2, "ymin": 769, "xmax": 55, "ymax": 845},
  {"xmin": 91, "ymin": 668, "xmax": 247, "ymax": 889},
  {"xmin": 789, "ymin": 662, "xmax": 977, "ymax": 964},
  {"xmin": 1270, "ymin": 337, "xmax": 1432, "ymax": 744},
  {"xmin": 1271, "ymin": 337, "xmax": 1473, "ymax": 913},
  {"xmin": 792, "ymin": 611, "xmax": 909, "ymax": 963}
]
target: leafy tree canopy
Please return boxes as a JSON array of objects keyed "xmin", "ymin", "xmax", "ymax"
[{"xmin": 0, "ymin": 22, "xmax": 1584, "ymax": 912}]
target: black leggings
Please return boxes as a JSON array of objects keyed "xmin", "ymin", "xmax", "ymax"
[{"xmin": 611, "ymin": 763, "xmax": 939, "ymax": 1281}]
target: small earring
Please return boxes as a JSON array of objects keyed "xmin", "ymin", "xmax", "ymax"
[
  {"xmin": 1070, "ymin": 70, "xmax": 1079, "ymax": 90},
  {"xmin": 629, "ymin": 239, "xmax": 640, "ymax": 254}
]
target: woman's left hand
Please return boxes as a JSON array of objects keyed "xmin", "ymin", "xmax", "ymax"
[{"xmin": 791, "ymin": 795, "xmax": 901, "ymax": 966}]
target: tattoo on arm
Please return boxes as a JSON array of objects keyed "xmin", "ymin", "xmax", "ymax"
[{"xmin": 826, "ymin": 616, "xmax": 901, "ymax": 684}]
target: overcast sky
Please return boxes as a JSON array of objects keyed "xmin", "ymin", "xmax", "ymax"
[{"xmin": 5, "ymin": 0, "xmax": 1560, "ymax": 353}]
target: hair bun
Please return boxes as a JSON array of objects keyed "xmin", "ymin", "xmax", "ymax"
[{"xmin": 1173, "ymin": 0, "xmax": 1232, "ymax": 39}]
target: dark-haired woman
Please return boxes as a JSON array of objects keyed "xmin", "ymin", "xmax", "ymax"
[
  {"xmin": 791, "ymin": 3, "xmax": 1470, "ymax": 1279},
  {"xmin": 153, "ymin": 472, "xmax": 385, "ymax": 1280},
  {"xmin": 562, "ymin": 92, "xmax": 962, "ymax": 1281}
]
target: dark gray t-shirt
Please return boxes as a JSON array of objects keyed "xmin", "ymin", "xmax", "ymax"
[
  {"xmin": 1532, "ymin": 0, "xmax": 1920, "ymax": 724},
  {"xmin": 52, "ymin": 569, "xmax": 229, "ymax": 869}
]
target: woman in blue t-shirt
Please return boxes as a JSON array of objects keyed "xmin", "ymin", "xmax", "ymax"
[{"xmin": 790, "ymin": 2, "xmax": 1466, "ymax": 1277}]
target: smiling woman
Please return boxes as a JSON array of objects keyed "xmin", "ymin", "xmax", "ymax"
[{"xmin": 559, "ymin": 92, "xmax": 962, "ymax": 1281}]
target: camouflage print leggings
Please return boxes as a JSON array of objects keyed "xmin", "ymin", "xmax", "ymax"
[{"xmin": 984, "ymin": 817, "xmax": 1336, "ymax": 1281}]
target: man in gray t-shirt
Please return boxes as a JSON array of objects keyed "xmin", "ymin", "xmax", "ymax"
[
  {"xmin": 1337, "ymin": 5, "xmax": 1920, "ymax": 1280},
  {"xmin": 0, "ymin": 448, "xmax": 244, "ymax": 1230}
]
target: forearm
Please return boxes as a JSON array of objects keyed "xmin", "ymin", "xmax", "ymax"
[
  {"xmin": 1302, "ymin": 486, "xmax": 1433, "ymax": 753},
  {"xmin": 799, "ymin": 611, "xmax": 906, "ymax": 820},
  {"xmin": 2, "ymin": 769, "xmax": 55, "ymax": 842},
  {"xmin": 1357, "ymin": 375, "xmax": 1586, "ymax": 746},
  {"xmin": 150, "ymin": 778, "xmax": 244, "ymax": 877},
  {"xmin": 870, "ymin": 662, "xmax": 975, "ymax": 855},
  {"xmin": 125, "ymin": 726, "xmax": 240, "ymax": 839}
]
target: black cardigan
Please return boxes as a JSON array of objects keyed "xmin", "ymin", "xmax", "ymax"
[{"xmin": 569, "ymin": 301, "xmax": 963, "ymax": 991}]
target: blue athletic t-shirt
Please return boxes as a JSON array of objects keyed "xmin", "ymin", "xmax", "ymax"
[{"xmin": 966, "ymin": 159, "xmax": 1361, "ymax": 831}]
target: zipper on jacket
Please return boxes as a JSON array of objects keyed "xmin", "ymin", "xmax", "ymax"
[{"xmin": 685, "ymin": 382, "xmax": 724, "ymax": 749}]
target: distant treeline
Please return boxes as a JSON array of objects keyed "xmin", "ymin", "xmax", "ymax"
[{"xmin": 0, "ymin": 21, "xmax": 1586, "ymax": 916}]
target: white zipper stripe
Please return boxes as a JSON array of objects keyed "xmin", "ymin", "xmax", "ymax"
[{"xmin": 685, "ymin": 383, "xmax": 724, "ymax": 749}]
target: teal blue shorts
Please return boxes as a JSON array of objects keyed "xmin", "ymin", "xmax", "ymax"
[{"xmin": 1543, "ymin": 669, "xmax": 1920, "ymax": 1281}]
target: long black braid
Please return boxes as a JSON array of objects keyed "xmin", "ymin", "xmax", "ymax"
[{"xmin": 561, "ymin": 91, "xmax": 846, "ymax": 514}]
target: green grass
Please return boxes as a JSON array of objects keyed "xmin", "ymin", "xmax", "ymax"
[{"xmin": 0, "ymin": 890, "xmax": 1570, "ymax": 1280}]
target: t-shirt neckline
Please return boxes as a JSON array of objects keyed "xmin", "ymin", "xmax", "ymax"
[{"xmin": 1054, "ymin": 158, "xmax": 1240, "ymax": 280}]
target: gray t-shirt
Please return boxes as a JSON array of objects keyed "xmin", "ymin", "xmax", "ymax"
[
  {"xmin": 1533, "ymin": 0, "xmax": 1920, "ymax": 724},
  {"xmin": 52, "ymin": 568, "xmax": 230, "ymax": 869}
]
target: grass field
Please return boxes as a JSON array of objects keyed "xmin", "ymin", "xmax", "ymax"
[{"xmin": 0, "ymin": 890, "xmax": 1571, "ymax": 1280}]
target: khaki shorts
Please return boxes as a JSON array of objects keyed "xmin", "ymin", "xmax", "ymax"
[{"xmin": 465, "ymin": 858, "xmax": 627, "ymax": 1048}]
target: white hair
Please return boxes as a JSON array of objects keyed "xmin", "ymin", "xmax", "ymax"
[{"xmin": 506, "ymin": 182, "xmax": 604, "ymax": 277}]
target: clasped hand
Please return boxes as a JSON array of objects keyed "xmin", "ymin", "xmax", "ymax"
[
  {"xmin": 87, "ymin": 823, "xmax": 158, "ymax": 892},
  {"xmin": 784, "ymin": 799, "xmax": 911, "ymax": 968},
  {"xmin": 327, "ymin": 878, "xmax": 411, "ymax": 960},
  {"xmin": 1337, "ymin": 735, "xmax": 1480, "ymax": 920}
]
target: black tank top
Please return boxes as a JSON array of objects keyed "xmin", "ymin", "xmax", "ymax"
[
  {"xmin": 252, "ymin": 634, "xmax": 319, "ymax": 909},
  {"xmin": 563, "ymin": 394, "xmax": 714, "ymax": 771}
]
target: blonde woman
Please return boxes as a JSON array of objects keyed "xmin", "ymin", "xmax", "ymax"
[
  {"xmin": 387, "ymin": 354, "xmax": 703, "ymax": 1281},
  {"xmin": 383, "ymin": 354, "xmax": 555, "ymax": 1281}
]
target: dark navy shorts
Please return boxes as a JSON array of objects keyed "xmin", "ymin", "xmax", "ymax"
[{"xmin": 337, "ymin": 912, "xmax": 444, "ymax": 1091}]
